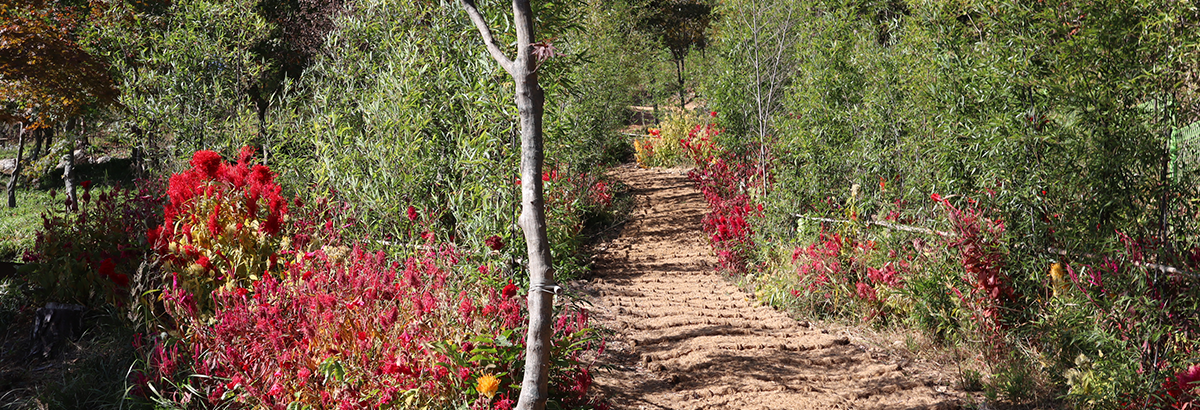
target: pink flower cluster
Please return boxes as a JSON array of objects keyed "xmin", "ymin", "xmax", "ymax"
[
  {"xmin": 866, "ymin": 263, "xmax": 904, "ymax": 289},
  {"xmin": 184, "ymin": 246, "xmax": 495, "ymax": 408},
  {"xmin": 159, "ymin": 238, "xmax": 601, "ymax": 409}
]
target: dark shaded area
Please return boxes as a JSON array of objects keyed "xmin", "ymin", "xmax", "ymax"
[
  {"xmin": 28, "ymin": 303, "xmax": 85, "ymax": 360},
  {"xmin": 38, "ymin": 157, "xmax": 135, "ymax": 189},
  {"xmin": 250, "ymin": 0, "xmax": 345, "ymax": 123}
]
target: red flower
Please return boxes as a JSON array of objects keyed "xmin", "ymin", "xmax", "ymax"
[
  {"xmin": 930, "ymin": 193, "xmax": 943, "ymax": 203},
  {"xmin": 855, "ymin": 282, "xmax": 877, "ymax": 301},
  {"xmin": 407, "ymin": 205, "xmax": 419, "ymax": 222},
  {"xmin": 494, "ymin": 395, "xmax": 515, "ymax": 410},
  {"xmin": 266, "ymin": 382, "xmax": 284, "ymax": 396},
  {"xmin": 1177, "ymin": 364, "xmax": 1200, "ymax": 393},
  {"xmin": 80, "ymin": 180, "xmax": 92, "ymax": 189},
  {"xmin": 502, "ymin": 282, "xmax": 518, "ymax": 299},
  {"xmin": 238, "ymin": 145, "xmax": 256, "ymax": 166},
  {"xmin": 709, "ymin": 111, "xmax": 718, "ymax": 118},
  {"xmin": 111, "ymin": 273, "xmax": 130, "ymax": 288},
  {"xmin": 98, "ymin": 258, "xmax": 116, "ymax": 279},
  {"xmin": 249, "ymin": 164, "xmax": 273, "ymax": 188},
  {"xmin": 485, "ymin": 235, "xmax": 504, "ymax": 251},
  {"xmin": 458, "ymin": 291, "xmax": 475, "ymax": 319},
  {"xmin": 190, "ymin": 150, "xmax": 224, "ymax": 179},
  {"xmin": 207, "ymin": 208, "xmax": 221, "ymax": 238}
]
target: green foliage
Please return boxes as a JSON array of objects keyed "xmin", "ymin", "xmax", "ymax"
[
  {"xmin": 640, "ymin": 0, "xmax": 713, "ymax": 61},
  {"xmin": 0, "ymin": 188, "xmax": 54, "ymax": 262},
  {"xmin": 637, "ymin": 0, "xmax": 714, "ymax": 107},
  {"xmin": 264, "ymin": 0, "xmax": 523, "ymax": 271},
  {"xmin": 703, "ymin": 0, "xmax": 1200, "ymax": 405},
  {"xmin": 264, "ymin": 0, "xmax": 633, "ymax": 278},
  {"xmin": 85, "ymin": 0, "xmax": 270, "ymax": 164}
]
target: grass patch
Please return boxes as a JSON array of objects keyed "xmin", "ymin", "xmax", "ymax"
[{"xmin": 0, "ymin": 189, "xmax": 56, "ymax": 262}]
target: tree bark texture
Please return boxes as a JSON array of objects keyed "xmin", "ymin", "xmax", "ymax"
[
  {"xmin": 460, "ymin": 1, "xmax": 556, "ymax": 409},
  {"xmin": 63, "ymin": 153, "xmax": 75, "ymax": 211},
  {"xmin": 6, "ymin": 125, "xmax": 25, "ymax": 208}
]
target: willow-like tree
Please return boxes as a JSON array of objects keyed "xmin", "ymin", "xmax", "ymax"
[{"xmin": 459, "ymin": 1, "xmax": 557, "ymax": 409}]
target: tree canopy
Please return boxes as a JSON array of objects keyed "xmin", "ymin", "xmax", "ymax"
[{"xmin": 0, "ymin": 0, "xmax": 117, "ymax": 127}]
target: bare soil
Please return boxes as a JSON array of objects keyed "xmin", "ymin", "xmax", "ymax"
[{"xmin": 577, "ymin": 164, "xmax": 967, "ymax": 409}]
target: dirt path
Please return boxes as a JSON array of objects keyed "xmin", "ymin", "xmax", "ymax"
[{"xmin": 578, "ymin": 164, "xmax": 964, "ymax": 409}]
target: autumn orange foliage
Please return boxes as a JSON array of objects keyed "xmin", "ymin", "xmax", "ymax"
[{"xmin": 0, "ymin": 0, "xmax": 118, "ymax": 126}]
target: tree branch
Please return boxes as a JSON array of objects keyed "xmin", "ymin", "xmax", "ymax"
[{"xmin": 460, "ymin": 0, "xmax": 516, "ymax": 76}]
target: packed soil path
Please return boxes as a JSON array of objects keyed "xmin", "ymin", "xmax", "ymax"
[{"xmin": 578, "ymin": 164, "xmax": 965, "ymax": 409}]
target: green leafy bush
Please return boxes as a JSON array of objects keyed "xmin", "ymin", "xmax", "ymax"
[{"xmin": 700, "ymin": 0, "xmax": 1200, "ymax": 405}]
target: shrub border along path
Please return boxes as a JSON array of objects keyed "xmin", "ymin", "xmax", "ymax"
[{"xmin": 579, "ymin": 164, "xmax": 965, "ymax": 409}]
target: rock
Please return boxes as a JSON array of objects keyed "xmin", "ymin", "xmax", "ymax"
[
  {"xmin": 53, "ymin": 150, "xmax": 90, "ymax": 170},
  {"xmin": 0, "ymin": 158, "xmax": 14, "ymax": 175},
  {"xmin": 28, "ymin": 303, "xmax": 86, "ymax": 359}
]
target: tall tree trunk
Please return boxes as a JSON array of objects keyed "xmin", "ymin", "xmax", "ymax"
[
  {"xmin": 460, "ymin": 1, "xmax": 555, "ymax": 409},
  {"xmin": 677, "ymin": 58, "xmax": 686, "ymax": 109},
  {"xmin": 6, "ymin": 125, "xmax": 25, "ymax": 208}
]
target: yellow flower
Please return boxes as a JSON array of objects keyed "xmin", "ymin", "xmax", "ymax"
[
  {"xmin": 476, "ymin": 374, "xmax": 500, "ymax": 399},
  {"xmin": 1049, "ymin": 262, "xmax": 1066, "ymax": 297}
]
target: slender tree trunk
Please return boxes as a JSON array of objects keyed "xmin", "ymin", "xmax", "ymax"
[
  {"xmin": 677, "ymin": 58, "xmax": 686, "ymax": 109},
  {"xmin": 30, "ymin": 127, "xmax": 42, "ymax": 160},
  {"xmin": 460, "ymin": 1, "xmax": 555, "ymax": 409},
  {"xmin": 6, "ymin": 125, "xmax": 25, "ymax": 208},
  {"xmin": 63, "ymin": 152, "xmax": 76, "ymax": 211},
  {"xmin": 514, "ymin": 67, "xmax": 554, "ymax": 410}
]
